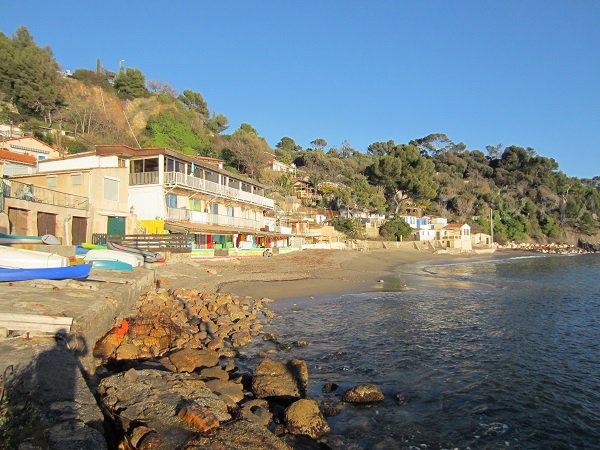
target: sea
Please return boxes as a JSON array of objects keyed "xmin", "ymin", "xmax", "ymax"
[{"xmin": 261, "ymin": 253, "xmax": 600, "ymax": 449}]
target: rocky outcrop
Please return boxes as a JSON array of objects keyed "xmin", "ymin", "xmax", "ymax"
[
  {"xmin": 284, "ymin": 399, "xmax": 330, "ymax": 439},
  {"xmin": 93, "ymin": 289, "xmax": 276, "ymax": 362},
  {"xmin": 168, "ymin": 348, "xmax": 219, "ymax": 372},
  {"xmin": 180, "ymin": 419, "xmax": 290, "ymax": 450},
  {"xmin": 342, "ymin": 384, "xmax": 385, "ymax": 403},
  {"xmin": 98, "ymin": 369, "xmax": 231, "ymax": 448},
  {"xmin": 252, "ymin": 359, "xmax": 307, "ymax": 399}
]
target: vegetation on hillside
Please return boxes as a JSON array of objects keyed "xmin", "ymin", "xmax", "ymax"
[{"xmin": 0, "ymin": 27, "xmax": 598, "ymax": 242}]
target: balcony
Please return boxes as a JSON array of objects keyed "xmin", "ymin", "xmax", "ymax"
[
  {"xmin": 129, "ymin": 171, "xmax": 159, "ymax": 185},
  {"xmin": 1, "ymin": 179, "xmax": 89, "ymax": 210},
  {"xmin": 164, "ymin": 172, "xmax": 274, "ymax": 209},
  {"xmin": 167, "ymin": 207, "xmax": 261, "ymax": 230}
]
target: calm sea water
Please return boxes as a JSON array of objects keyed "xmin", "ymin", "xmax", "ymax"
[{"xmin": 264, "ymin": 253, "xmax": 600, "ymax": 449}]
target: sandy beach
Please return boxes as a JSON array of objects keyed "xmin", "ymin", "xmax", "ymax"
[{"xmin": 156, "ymin": 248, "xmax": 493, "ymax": 301}]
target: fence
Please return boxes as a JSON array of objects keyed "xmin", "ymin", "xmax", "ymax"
[{"xmin": 92, "ymin": 233, "xmax": 194, "ymax": 253}]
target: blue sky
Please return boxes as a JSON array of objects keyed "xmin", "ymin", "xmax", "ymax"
[{"xmin": 1, "ymin": 1, "xmax": 599, "ymax": 178}]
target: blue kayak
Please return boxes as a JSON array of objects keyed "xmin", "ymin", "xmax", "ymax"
[
  {"xmin": 0, "ymin": 264, "xmax": 91, "ymax": 282},
  {"xmin": 75, "ymin": 246, "xmax": 89, "ymax": 255},
  {"xmin": 90, "ymin": 260, "xmax": 133, "ymax": 271}
]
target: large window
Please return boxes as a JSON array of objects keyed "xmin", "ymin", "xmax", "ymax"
[
  {"xmin": 131, "ymin": 158, "xmax": 158, "ymax": 173},
  {"xmin": 46, "ymin": 175, "xmax": 57, "ymax": 188},
  {"xmin": 71, "ymin": 173, "xmax": 83, "ymax": 186},
  {"xmin": 103, "ymin": 177, "xmax": 119, "ymax": 202}
]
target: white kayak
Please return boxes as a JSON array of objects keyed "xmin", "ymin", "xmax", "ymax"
[
  {"xmin": 0, "ymin": 245, "xmax": 68, "ymax": 269},
  {"xmin": 83, "ymin": 249, "xmax": 144, "ymax": 267}
]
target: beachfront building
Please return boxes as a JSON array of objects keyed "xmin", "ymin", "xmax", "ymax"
[
  {"xmin": 5, "ymin": 151, "xmax": 133, "ymax": 243},
  {"xmin": 0, "ymin": 136, "xmax": 60, "ymax": 161},
  {"xmin": 0, "ymin": 150, "xmax": 37, "ymax": 176},
  {"xmin": 440, "ymin": 223, "xmax": 472, "ymax": 251},
  {"xmin": 94, "ymin": 145, "xmax": 293, "ymax": 257}
]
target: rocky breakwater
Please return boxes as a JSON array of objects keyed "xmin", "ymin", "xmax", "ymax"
[
  {"xmin": 498, "ymin": 241, "xmax": 596, "ymax": 254},
  {"xmin": 92, "ymin": 288, "xmax": 332, "ymax": 449}
]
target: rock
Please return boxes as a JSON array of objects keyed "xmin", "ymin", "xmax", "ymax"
[
  {"xmin": 231, "ymin": 331, "xmax": 253, "ymax": 348},
  {"xmin": 288, "ymin": 358, "xmax": 308, "ymax": 397},
  {"xmin": 128, "ymin": 425, "xmax": 159, "ymax": 448},
  {"xmin": 114, "ymin": 343, "xmax": 140, "ymax": 360},
  {"xmin": 277, "ymin": 343, "xmax": 292, "ymax": 351},
  {"xmin": 123, "ymin": 368, "xmax": 138, "ymax": 383},
  {"xmin": 252, "ymin": 359, "xmax": 305, "ymax": 399},
  {"xmin": 342, "ymin": 384, "xmax": 385, "ymax": 403},
  {"xmin": 205, "ymin": 379, "xmax": 245, "ymax": 403},
  {"xmin": 98, "ymin": 369, "xmax": 230, "ymax": 448},
  {"xmin": 239, "ymin": 399, "xmax": 272, "ymax": 427},
  {"xmin": 321, "ymin": 383, "xmax": 338, "ymax": 393},
  {"xmin": 180, "ymin": 419, "xmax": 289, "ymax": 450},
  {"xmin": 284, "ymin": 399, "xmax": 330, "ymax": 439},
  {"xmin": 200, "ymin": 366, "xmax": 230, "ymax": 381},
  {"xmin": 292, "ymin": 340, "xmax": 309, "ymax": 348},
  {"xmin": 263, "ymin": 333, "xmax": 278, "ymax": 342},
  {"xmin": 207, "ymin": 269, "xmax": 218, "ymax": 275},
  {"xmin": 177, "ymin": 405, "xmax": 220, "ymax": 432},
  {"xmin": 263, "ymin": 309, "xmax": 275, "ymax": 319},
  {"xmin": 394, "ymin": 392, "xmax": 407, "ymax": 405},
  {"xmin": 169, "ymin": 348, "xmax": 219, "ymax": 372},
  {"xmin": 319, "ymin": 399, "xmax": 342, "ymax": 417},
  {"xmin": 206, "ymin": 338, "xmax": 224, "ymax": 351}
]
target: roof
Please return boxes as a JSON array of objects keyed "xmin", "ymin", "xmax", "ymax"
[
  {"xmin": 0, "ymin": 149, "xmax": 37, "ymax": 165},
  {"xmin": 444, "ymin": 223, "xmax": 469, "ymax": 229},
  {"xmin": 95, "ymin": 144, "xmax": 270, "ymax": 190},
  {"xmin": 1, "ymin": 135, "xmax": 57, "ymax": 150}
]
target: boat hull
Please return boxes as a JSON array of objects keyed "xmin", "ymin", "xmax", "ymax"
[
  {"xmin": 83, "ymin": 249, "xmax": 144, "ymax": 267},
  {"xmin": 0, "ymin": 264, "xmax": 91, "ymax": 282},
  {"xmin": 0, "ymin": 246, "xmax": 68, "ymax": 269},
  {"xmin": 90, "ymin": 260, "xmax": 133, "ymax": 271}
]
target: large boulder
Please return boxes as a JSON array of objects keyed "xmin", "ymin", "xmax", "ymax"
[
  {"xmin": 98, "ymin": 369, "xmax": 231, "ymax": 449},
  {"xmin": 180, "ymin": 419, "xmax": 290, "ymax": 450},
  {"xmin": 342, "ymin": 384, "xmax": 385, "ymax": 403},
  {"xmin": 284, "ymin": 399, "xmax": 330, "ymax": 439},
  {"xmin": 251, "ymin": 359, "xmax": 307, "ymax": 399},
  {"xmin": 169, "ymin": 348, "xmax": 219, "ymax": 372}
]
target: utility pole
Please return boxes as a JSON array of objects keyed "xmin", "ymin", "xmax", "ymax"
[{"xmin": 490, "ymin": 208, "xmax": 494, "ymax": 247}]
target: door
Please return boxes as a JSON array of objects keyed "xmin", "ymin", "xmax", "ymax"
[
  {"xmin": 71, "ymin": 216, "xmax": 87, "ymax": 245},
  {"xmin": 37, "ymin": 212, "xmax": 57, "ymax": 236},
  {"xmin": 8, "ymin": 208, "xmax": 29, "ymax": 235},
  {"xmin": 107, "ymin": 216, "xmax": 126, "ymax": 235}
]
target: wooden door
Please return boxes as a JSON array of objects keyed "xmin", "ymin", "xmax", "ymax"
[
  {"xmin": 71, "ymin": 216, "xmax": 87, "ymax": 245},
  {"xmin": 37, "ymin": 212, "xmax": 57, "ymax": 236},
  {"xmin": 8, "ymin": 208, "xmax": 29, "ymax": 235},
  {"xmin": 107, "ymin": 216, "xmax": 126, "ymax": 235}
]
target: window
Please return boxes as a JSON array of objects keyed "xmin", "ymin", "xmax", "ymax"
[
  {"xmin": 46, "ymin": 175, "xmax": 57, "ymax": 188},
  {"xmin": 165, "ymin": 193, "xmax": 177, "ymax": 208},
  {"xmin": 118, "ymin": 158, "xmax": 126, "ymax": 168},
  {"xmin": 103, "ymin": 177, "xmax": 119, "ymax": 202},
  {"xmin": 71, "ymin": 173, "xmax": 83, "ymax": 186}
]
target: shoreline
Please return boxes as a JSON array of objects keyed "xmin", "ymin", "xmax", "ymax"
[{"xmin": 156, "ymin": 248, "xmax": 514, "ymax": 303}]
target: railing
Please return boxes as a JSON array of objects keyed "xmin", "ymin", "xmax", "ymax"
[
  {"xmin": 167, "ymin": 207, "xmax": 260, "ymax": 230},
  {"xmin": 92, "ymin": 233, "xmax": 193, "ymax": 253},
  {"xmin": 164, "ymin": 172, "xmax": 274, "ymax": 209},
  {"xmin": 1, "ymin": 178, "xmax": 89, "ymax": 210},
  {"xmin": 129, "ymin": 171, "xmax": 159, "ymax": 185}
]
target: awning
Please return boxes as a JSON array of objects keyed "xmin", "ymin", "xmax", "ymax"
[{"xmin": 164, "ymin": 220, "xmax": 289, "ymax": 238}]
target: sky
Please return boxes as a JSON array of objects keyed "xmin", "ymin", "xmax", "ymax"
[{"xmin": 1, "ymin": 0, "xmax": 599, "ymax": 178}]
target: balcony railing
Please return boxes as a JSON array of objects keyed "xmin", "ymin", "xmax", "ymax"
[
  {"xmin": 167, "ymin": 207, "xmax": 261, "ymax": 230},
  {"xmin": 129, "ymin": 171, "xmax": 159, "ymax": 185},
  {"xmin": 1, "ymin": 179, "xmax": 89, "ymax": 210},
  {"xmin": 164, "ymin": 172, "xmax": 274, "ymax": 209}
]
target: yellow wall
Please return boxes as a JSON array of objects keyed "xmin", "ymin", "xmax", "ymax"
[
  {"xmin": 1, "ymin": 137, "xmax": 60, "ymax": 159},
  {"xmin": 137, "ymin": 220, "xmax": 166, "ymax": 234}
]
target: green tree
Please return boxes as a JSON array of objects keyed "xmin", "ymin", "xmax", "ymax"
[
  {"xmin": 113, "ymin": 67, "xmax": 147, "ymax": 99},
  {"xmin": 310, "ymin": 138, "xmax": 327, "ymax": 151},
  {"xmin": 0, "ymin": 27, "xmax": 64, "ymax": 122},
  {"xmin": 143, "ymin": 111, "xmax": 212, "ymax": 156},
  {"xmin": 332, "ymin": 216, "xmax": 365, "ymax": 239},
  {"xmin": 379, "ymin": 218, "xmax": 413, "ymax": 241},
  {"xmin": 205, "ymin": 113, "xmax": 229, "ymax": 134},
  {"xmin": 178, "ymin": 89, "xmax": 208, "ymax": 118}
]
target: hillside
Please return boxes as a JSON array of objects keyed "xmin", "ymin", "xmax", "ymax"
[{"xmin": 0, "ymin": 26, "xmax": 598, "ymax": 244}]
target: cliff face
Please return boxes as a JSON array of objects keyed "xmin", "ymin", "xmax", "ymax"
[{"xmin": 62, "ymin": 79, "xmax": 174, "ymax": 141}]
